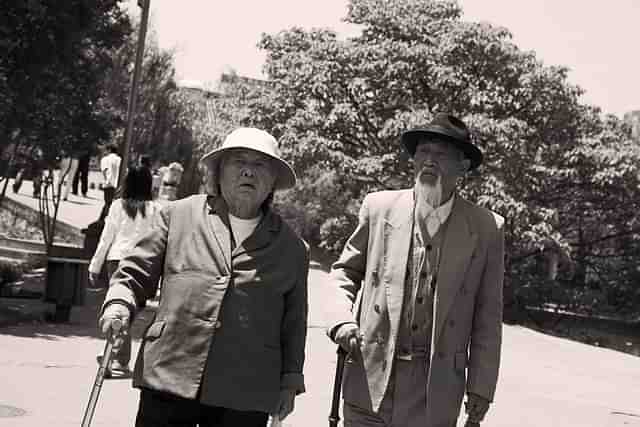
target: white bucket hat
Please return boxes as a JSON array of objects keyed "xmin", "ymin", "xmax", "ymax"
[{"xmin": 200, "ymin": 127, "xmax": 296, "ymax": 190}]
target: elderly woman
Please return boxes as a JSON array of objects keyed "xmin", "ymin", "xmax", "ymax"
[{"xmin": 99, "ymin": 128, "xmax": 309, "ymax": 427}]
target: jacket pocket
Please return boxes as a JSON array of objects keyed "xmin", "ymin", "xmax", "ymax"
[{"xmin": 144, "ymin": 320, "xmax": 166, "ymax": 341}]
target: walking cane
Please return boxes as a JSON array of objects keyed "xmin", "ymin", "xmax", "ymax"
[
  {"xmin": 81, "ymin": 318, "xmax": 123, "ymax": 427},
  {"xmin": 329, "ymin": 346, "xmax": 348, "ymax": 427}
]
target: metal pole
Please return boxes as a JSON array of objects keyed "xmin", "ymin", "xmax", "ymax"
[{"xmin": 118, "ymin": 0, "xmax": 151, "ymax": 187}]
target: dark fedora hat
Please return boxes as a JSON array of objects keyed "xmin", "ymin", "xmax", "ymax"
[{"xmin": 401, "ymin": 113, "xmax": 483, "ymax": 170}]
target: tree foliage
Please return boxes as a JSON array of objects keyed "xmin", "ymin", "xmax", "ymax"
[
  {"xmin": 247, "ymin": 0, "xmax": 640, "ymax": 316},
  {"xmin": 0, "ymin": 0, "xmax": 131, "ymax": 167}
]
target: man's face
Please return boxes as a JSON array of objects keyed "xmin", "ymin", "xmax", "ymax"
[
  {"xmin": 413, "ymin": 138, "xmax": 469, "ymax": 198},
  {"xmin": 219, "ymin": 149, "xmax": 276, "ymax": 217}
]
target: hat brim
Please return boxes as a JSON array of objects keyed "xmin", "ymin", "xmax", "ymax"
[
  {"xmin": 401, "ymin": 129, "xmax": 483, "ymax": 170},
  {"xmin": 201, "ymin": 146, "xmax": 296, "ymax": 190}
]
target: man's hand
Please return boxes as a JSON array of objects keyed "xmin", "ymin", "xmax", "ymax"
[
  {"xmin": 88, "ymin": 272, "xmax": 101, "ymax": 288},
  {"xmin": 464, "ymin": 392, "xmax": 491, "ymax": 424},
  {"xmin": 333, "ymin": 322, "xmax": 361, "ymax": 354},
  {"xmin": 272, "ymin": 388, "xmax": 296, "ymax": 421},
  {"xmin": 99, "ymin": 303, "xmax": 130, "ymax": 336}
]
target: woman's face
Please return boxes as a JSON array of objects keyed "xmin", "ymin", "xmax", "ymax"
[{"xmin": 219, "ymin": 149, "xmax": 276, "ymax": 218}]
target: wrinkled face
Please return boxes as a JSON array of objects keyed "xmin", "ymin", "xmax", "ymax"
[
  {"xmin": 219, "ymin": 149, "xmax": 277, "ymax": 218},
  {"xmin": 413, "ymin": 138, "xmax": 470, "ymax": 200}
]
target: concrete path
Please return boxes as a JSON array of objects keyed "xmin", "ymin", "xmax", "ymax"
[
  {"xmin": 3, "ymin": 178, "xmax": 106, "ymax": 232},
  {"xmin": 1, "ymin": 183, "xmax": 639, "ymax": 426}
]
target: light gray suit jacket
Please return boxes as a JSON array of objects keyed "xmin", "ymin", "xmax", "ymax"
[{"xmin": 328, "ymin": 190, "xmax": 504, "ymax": 426}]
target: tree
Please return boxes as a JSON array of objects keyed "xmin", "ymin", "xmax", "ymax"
[
  {"xmin": 0, "ymin": 0, "xmax": 131, "ymax": 208},
  {"xmin": 250, "ymin": 0, "xmax": 640, "ymax": 316}
]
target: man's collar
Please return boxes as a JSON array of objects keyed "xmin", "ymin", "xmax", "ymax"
[
  {"xmin": 413, "ymin": 191, "xmax": 456, "ymax": 223},
  {"xmin": 434, "ymin": 193, "xmax": 455, "ymax": 223}
]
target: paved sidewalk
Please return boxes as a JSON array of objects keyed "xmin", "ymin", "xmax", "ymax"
[
  {"xmin": 3, "ymin": 178, "xmax": 106, "ymax": 233},
  {"xmin": 1, "ymin": 263, "xmax": 640, "ymax": 426}
]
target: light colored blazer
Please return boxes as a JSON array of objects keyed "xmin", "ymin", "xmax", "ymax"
[
  {"xmin": 328, "ymin": 190, "xmax": 504, "ymax": 426},
  {"xmin": 104, "ymin": 195, "xmax": 309, "ymax": 413}
]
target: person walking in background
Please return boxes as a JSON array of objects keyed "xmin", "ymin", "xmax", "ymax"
[
  {"xmin": 59, "ymin": 154, "xmax": 79, "ymax": 201},
  {"xmin": 327, "ymin": 113, "xmax": 505, "ymax": 427},
  {"xmin": 157, "ymin": 161, "xmax": 184, "ymax": 201},
  {"xmin": 100, "ymin": 143, "xmax": 121, "ymax": 220},
  {"xmin": 88, "ymin": 164, "xmax": 162, "ymax": 377},
  {"xmin": 98, "ymin": 127, "xmax": 309, "ymax": 427},
  {"xmin": 72, "ymin": 150, "xmax": 91, "ymax": 198}
]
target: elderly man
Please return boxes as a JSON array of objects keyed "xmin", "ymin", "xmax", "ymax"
[
  {"xmin": 99, "ymin": 127, "xmax": 309, "ymax": 427},
  {"xmin": 328, "ymin": 114, "xmax": 504, "ymax": 427}
]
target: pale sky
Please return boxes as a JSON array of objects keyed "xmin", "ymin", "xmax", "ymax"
[{"xmin": 125, "ymin": 0, "xmax": 640, "ymax": 117}]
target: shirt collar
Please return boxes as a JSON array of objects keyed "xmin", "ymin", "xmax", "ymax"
[
  {"xmin": 413, "ymin": 192, "xmax": 456, "ymax": 223},
  {"xmin": 433, "ymin": 193, "xmax": 455, "ymax": 223}
]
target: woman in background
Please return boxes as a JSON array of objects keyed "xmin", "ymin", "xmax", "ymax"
[{"xmin": 88, "ymin": 164, "xmax": 161, "ymax": 376}]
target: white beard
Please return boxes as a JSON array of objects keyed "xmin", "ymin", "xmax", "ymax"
[{"xmin": 415, "ymin": 172, "xmax": 443, "ymax": 211}]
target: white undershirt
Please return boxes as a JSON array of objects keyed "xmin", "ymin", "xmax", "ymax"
[{"xmin": 228, "ymin": 213, "xmax": 262, "ymax": 246}]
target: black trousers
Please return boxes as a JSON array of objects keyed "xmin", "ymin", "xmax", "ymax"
[
  {"xmin": 72, "ymin": 154, "xmax": 90, "ymax": 195},
  {"xmin": 100, "ymin": 186, "xmax": 116, "ymax": 220},
  {"xmin": 135, "ymin": 389, "xmax": 269, "ymax": 427}
]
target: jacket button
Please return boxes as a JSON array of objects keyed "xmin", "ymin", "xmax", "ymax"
[
  {"xmin": 449, "ymin": 320, "xmax": 455, "ymax": 327},
  {"xmin": 437, "ymin": 351, "xmax": 445, "ymax": 359},
  {"xmin": 374, "ymin": 304, "xmax": 381, "ymax": 313}
]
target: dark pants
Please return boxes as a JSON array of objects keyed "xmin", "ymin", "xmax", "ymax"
[
  {"xmin": 72, "ymin": 154, "xmax": 90, "ymax": 196},
  {"xmin": 135, "ymin": 389, "xmax": 269, "ymax": 427},
  {"xmin": 100, "ymin": 186, "xmax": 116, "ymax": 220}
]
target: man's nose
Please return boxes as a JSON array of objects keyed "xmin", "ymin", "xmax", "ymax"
[{"xmin": 241, "ymin": 168, "xmax": 254, "ymax": 178}]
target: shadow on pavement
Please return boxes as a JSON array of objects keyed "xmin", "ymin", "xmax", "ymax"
[{"xmin": 0, "ymin": 287, "xmax": 157, "ymax": 341}]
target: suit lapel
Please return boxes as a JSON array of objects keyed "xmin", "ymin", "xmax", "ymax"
[
  {"xmin": 432, "ymin": 199, "xmax": 477, "ymax": 345},
  {"xmin": 383, "ymin": 191, "xmax": 413, "ymax": 339},
  {"xmin": 206, "ymin": 196, "xmax": 233, "ymax": 271}
]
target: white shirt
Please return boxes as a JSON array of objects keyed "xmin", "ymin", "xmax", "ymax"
[
  {"xmin": 416, "ymin": 194, "xmax": 455, "ymax": 238},
  {"xmin": 100, "ymin": 153, "xmax": 121, "ymax": 188},
  {"xmin": 228, "ymin": 213, "xmax": 262, "ymax": 246},
  {"xmin": 89, "ymin": 199, "xmax": 162, "ymax": 274}
]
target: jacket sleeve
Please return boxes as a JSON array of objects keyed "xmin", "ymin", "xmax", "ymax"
[
  {"xmin": 89, "ymin": 201, "xmax": 120, "ymax": 274},
  {"xmin": 280, "ymin": 242, "xmax": 310, "ymax": 394},
  {"xmin": 103, "ymin": 203, "xmax": 170, "ymax": 317},
  {"xmin": 467, "ymin": 214, "xmax": 505, "ymax": 401},
  {"xmin": 326, "ymin": 195, "xmax": 371, "ymax": 337}
]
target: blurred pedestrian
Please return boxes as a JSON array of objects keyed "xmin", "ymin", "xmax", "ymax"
[
  {"xmin": 98, "ymin": 127, "xmax": 309, "ymax": 427},
  {"xmin": 158, "ymin": 161, "xmax": 184, "ymax": 201},
  {"xmin": 328, "ymin": 113, "xmax": 504, "ymax": 427},
  {"xmin": 89, "ymin": 164, "xmax": 162, "ymax": 376},
  {"xmin": 72, "ymin": 150, "xmax": 91, "ymax": 198},
  {"xmin": 59, "ymin": 153, "xmax": 79, "ymax": 201},
  {"xmin": 99, "ymin": 143, "xmax": 121, "ymax": 220}
]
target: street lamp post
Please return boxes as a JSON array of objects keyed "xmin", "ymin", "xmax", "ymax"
[{"xmin": 118, "ymin": 0, "xmax": 151, "ymax": 186}]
